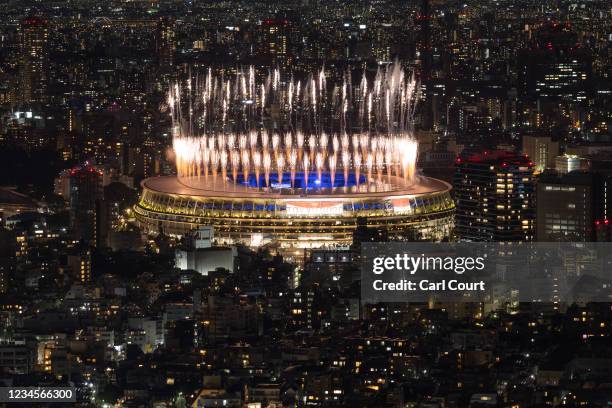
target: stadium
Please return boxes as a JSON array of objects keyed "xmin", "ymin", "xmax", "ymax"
[
  {"xmin": 134, "ymin": 64, "xmax": 455, "ymax": 247},
  {"xmin": 134, "ymin": 173, "xmax": 454, "ymax": 248}
]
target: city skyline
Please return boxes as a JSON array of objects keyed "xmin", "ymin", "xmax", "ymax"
[{"xmin": 0, "ymin": 0, "xmax": 611, "ymax": 407}]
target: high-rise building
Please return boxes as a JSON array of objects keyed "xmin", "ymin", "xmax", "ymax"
[
  {"xmin": 156, "ymin": 17, "xmax": 175, "ymax": 71},
  {"xmin": 416, "ymin": 0, "xmax": 434, "ymax": 130},
  {"xmin": 518, "ymin": 24, "xmax": 592, "ymax": 103},
  {"xmin": 536, "ymin": 171, "xmax": 594, "ymax": 241},
  {"xmin": 416, "ymin": 0, "xmax": 432, "ymax": 78},
  {"xmin": 18, "ymin": 17, "xmax": 49, "ymax": 104},
  {"xmin": 454, "ymin": 150, "xmax": 535, "ymax": 241},
  {"xmin": 522, "ymin": 135, "xmax": 560, "ymax": 172},
  {"xmin": 261, "ymin": 19, "xmax": 289, "ymax": 68},
  {"xmin": 69, "ymin": 165, "xmax": 103, "ymax": 245},
  {"xmin": 536, "ymin": 155, "xmax": 612, "ymax": 242}
]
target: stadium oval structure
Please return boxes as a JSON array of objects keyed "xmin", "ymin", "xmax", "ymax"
[{"xmin": 134, "ymin": 173, "xmax": 455, "ymax": 248}]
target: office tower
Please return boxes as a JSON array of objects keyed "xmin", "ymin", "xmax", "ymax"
[
  {"xmin": 417, "ymin": 0, "xmax": 432, "ymax": 78},
  {"xmin": 156, "ymin": 17, "xmax": 175, "ymax": 71},
  {"xmin": 522, "ymin": 135, "xmax": 560, "ymax": 172},
  {"xmin": 536, "ymin": 154, "xmax": 612, "ymax": 242},
  {"xmin": 69, "ymin": 165, "xmax": 103, "ymax": 245},
  {"xmin": 454, "ymin": 150, "xmax": 535, "ymax": 241},
  {"xmin": 518, "ymin": 24, "xmax": 592, "ymax": 103},
  {"xmin": 536, "ymin": 171, "xmax": 594, "ymax": 241},
  {"xmin": 417, "ymin": 0, "xmax": 434, "ymax": 130},
  {"xmin": 372, "ymin": 26, "xmax": 392, "ymax": 63},
  {"xmin": 261, "ymin": 19, "xmax": 289, "ymax": 68},
  {"xmin": 18, "ymin": 17, "xmax": 49, "ymax": 104}
]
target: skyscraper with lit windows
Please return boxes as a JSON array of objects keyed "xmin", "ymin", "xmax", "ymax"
[
  {"xmin": 454, "ymin": 150, "xmax": 535, "ymax": 241},
  {"xmin": 261, "ymin": 19, "xmax": 289, "ymax": 68},
  {"xmin": 518, "ymin": 23, "xmax": 592, "ymax": 103},
  {"xmin": 156, "ymin": 17, "xmax": 175, "ymax": 71},
  {"xmin": 536, "ymin": 171, "xmax": 594, "ymax": 242},
  {"xmin": 18, "ymin": 17, "xmax": 48, "ymax": 104},
  {"xmin": 69, "ymin": 165, "xmax": 103, "ymax": 245}
]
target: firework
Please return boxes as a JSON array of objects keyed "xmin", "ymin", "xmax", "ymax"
[{"xmin": 169, "ymin": 62, "xmax": 420, "ymax": 191}]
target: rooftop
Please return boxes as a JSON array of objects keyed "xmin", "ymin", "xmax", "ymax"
[{"xmin": 457, "ymin": 150, "xmax": 534, "ymax": 167}]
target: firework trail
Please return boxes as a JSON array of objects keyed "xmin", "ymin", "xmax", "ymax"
[{"xmin": 169, "ymin": 62, "xmax": 420, "ymax": 191}]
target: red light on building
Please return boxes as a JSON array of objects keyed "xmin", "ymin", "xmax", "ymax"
[
  {"xmin": 263, "ymin": 19, "xmax": 288, "ymax": 26},
  {"xmin": 22, "ymin": 17, "xmax": 48, "ymax": 26}
]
